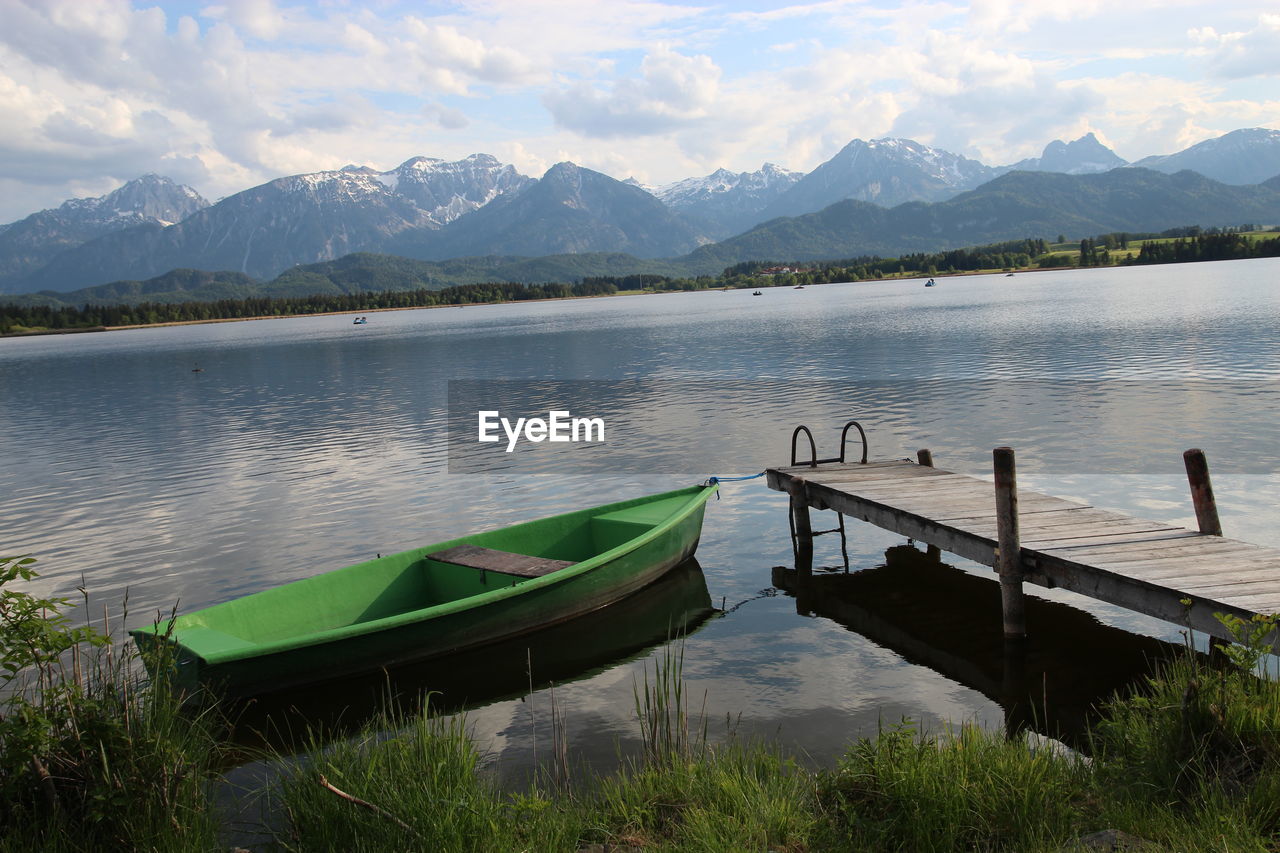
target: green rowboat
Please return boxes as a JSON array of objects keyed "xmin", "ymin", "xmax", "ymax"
[
  {"xmin": 131, "ymin": 484, "xmax": 717, "ymax": 695},
  {"xmin": 227, "ymin": 558, "xmax": 715, "ymax": 752}
]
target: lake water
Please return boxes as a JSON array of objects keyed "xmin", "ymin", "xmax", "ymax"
[{"xmin": 3, "ymin": 258, "xmax": 1280, "ymax": 784}]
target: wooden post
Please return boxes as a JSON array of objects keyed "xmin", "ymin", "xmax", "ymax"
[
  {"xmin": 1183, "ymin": 448, "xmax": 1222, "ymax": 536},
  {"xmin": 917, "ymin": 449, "xmax": 941, "ymax": 560},
  {"xmin": 788, "ymin": 477, "xmax": 814, "ymax": 577},
  {"xmin": 1001, "ymin": 636, "xmax": 1030, "ymax": 740},
  {"xmin": 994, "ymin": 447, "xmax": 1026, "ymax": 639}
]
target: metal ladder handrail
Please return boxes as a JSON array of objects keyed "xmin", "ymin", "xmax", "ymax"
[
  {"xmin": 839, "ymin": 420, "xmax": 868, "ymax": 464},
  {"xmin": 790, "ymin": 420, "xmax": 868, "ymax": 467}
]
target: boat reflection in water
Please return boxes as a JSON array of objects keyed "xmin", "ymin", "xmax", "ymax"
[
  {"xmin": 226, "ymin": 556, "xmax": 715, "ymax": 754},
  {"xmin": 774, "ymin": 545, "xmax": 1195, "ymax": 749}
]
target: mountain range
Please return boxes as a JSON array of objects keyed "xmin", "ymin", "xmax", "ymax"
[{"xmin": 3, "ymin": 127, "xmax": 1279, "ymax": 297}]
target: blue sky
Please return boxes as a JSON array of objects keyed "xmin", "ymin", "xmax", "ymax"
[{"xmin": 0, "ymin": 0, "xmax": 1277, "ymax": 220}]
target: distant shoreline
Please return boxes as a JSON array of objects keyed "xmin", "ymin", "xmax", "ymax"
[
  {"xmin": 2, "ymin": 269, "xmax": 1053, "ymax": 338},
  {"xmin": 0, "ymin": 289, "xmax": 641, "ymax": 337},
  {"xmin": 100, "ymin": 289, "xmax": 636, "ymax": 331},
  {"xmin": 2, "ymin": 325, "xmax": 108, "ymax": 337}
]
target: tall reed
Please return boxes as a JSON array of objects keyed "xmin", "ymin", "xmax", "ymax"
[{"xmin": 633, "ymin": 641, "xmax": 707, "ymax": 767}]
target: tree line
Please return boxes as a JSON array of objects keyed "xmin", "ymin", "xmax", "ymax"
[
  {"xmin": 1131, "ymin": 232, "xmax": 1280, "ymax": 265},
  {"xmin": 0, "ymin": 280, "xmax": 619, "ymax": 334}
]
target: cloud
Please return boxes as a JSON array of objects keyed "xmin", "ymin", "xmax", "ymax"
[
  {"xmin": 400, "ymin": 18, "xmax": 536, "ymax": 87},
  {"xmin": 0, "ymin": 0, "xmax": 1277, "ymax": 223},
  {"xmin": 543, "ymin": 46, "xmax": 721, "ymax": 137},
  {"xmin": 1193, "ymin": 14, "xmax": 1280, "ymax": 78},
  {"xmin": 967, "ymin": 0, "xmax": 1107, "ymax": 34},
  {"xmin": 423, "ymin": 102, "xmax": 470, "ymax": 130},
  {"xmin": 202, "ymin": 0, "xmax": 288, "ymax": 42},
  {"xmin": 885, "ymin": 32, "xmax": 1103, "ymax": 162}
]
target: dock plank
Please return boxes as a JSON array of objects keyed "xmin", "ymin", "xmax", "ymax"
[
  {"xmin": 1025, "ymin": 530, "xmax": 1202, "ymax": 550},
  {"xmin": 1119, "ymin": 561, "xmax": 1280, "ymax": 584}
]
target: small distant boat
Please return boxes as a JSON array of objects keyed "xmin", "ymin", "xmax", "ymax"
[
  {"xmin": 753, "ymin": 290, "xmax": 763, "ymax": 296},
  {"xmin": 132, "ymin": 484, "xmax": 718, "ymax": 694},
  {"xmin": 794, "ymin": 286, "xmax": 805, "ymax": 290},
  {"xmin": 353, "ymin": 316, "xmax": 368, "ymax": 325},
  {"xmin": 925, "ymin": 279, "xmax": 936, "ymax": 287}
]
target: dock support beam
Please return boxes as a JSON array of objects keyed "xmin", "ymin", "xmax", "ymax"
[
  {"xmin": 788, "ymin": 477, "xmax": 814, "ymax": 577},
  {"xmin": 1183, "ymin": 448, "xmax": 1222, "ymax": 537},
  {"xmin": 917, "ymin": 449, "xmax": 942, "ymax": 561},
  {"xmin": 994, "ymin": 447, "xmax": 1026, "ymax": 640},
  {"xmin": 1001, "ymin": 638, "xmax": 1030, "ymax": 740}
]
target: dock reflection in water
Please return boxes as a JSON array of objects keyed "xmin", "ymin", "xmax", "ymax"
[
  {"xmin": 227, "ymin": 557, "xmax": 716, "ymax": 754},
  {"xmin": 773, "ymin": 545, "xmax": 1193, "ymax": 749}
]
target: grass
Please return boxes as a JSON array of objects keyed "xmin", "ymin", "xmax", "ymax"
[
  {"xmin": 275, "ymin": 705, "xmax": 816, "ymax": 852},
  {"xmin": 815, "ymin": 722, "xmax": 1088, "ymax": 851},
  {"xmin": 268, "ymin": 635, "xmax": 1280, "ymax": 852},
  {"xmin": 0, "ymin": 559, "xmax": 226, "ymax": 852},
  {"xmin": 9, "ymin": 555, "xmax": 1280, "ymax": 851},
  {"xmin": 276, "ymin": 710, "xmax": 573, "ymax": 851}
]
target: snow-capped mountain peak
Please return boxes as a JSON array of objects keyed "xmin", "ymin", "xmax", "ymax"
[
  {"xmin": 267, "ymin": 154, "xmax": 533, "ymax": 228},
  {"xmin": 1133, "ymin": 128, "xmax": 1280, "ymax": 185},
  {"xmin": 757, "ymin": 137, "xmax": 994, "ymax": 219},
  {"xmin": 652, "ymin": 163, "xmax": 804, "ymax": 237},
  {"xmin": 654, "ymin": 163, "xmax": 802, "ymax": 205},
  {"xmin": 57, "ymin": 174, "xmax": 210, "ymax": 226}
]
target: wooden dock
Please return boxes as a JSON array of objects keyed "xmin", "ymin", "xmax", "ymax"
[{"xmin": 767, "ymin": 450, "xmax": 1280, "ymax": 645}]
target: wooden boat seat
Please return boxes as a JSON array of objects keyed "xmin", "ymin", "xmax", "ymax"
[{"xmin": 427, "ymin": 545, "xmax": 575, "ymax": 578}]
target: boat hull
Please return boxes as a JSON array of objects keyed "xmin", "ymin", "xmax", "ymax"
[
  {"xmin": 132, "ymin": 485, "xmax": 715, "ymax": 695},
  {"xmin": 227, "ymin": 558, "xmax": 715, "ymax": 753}
]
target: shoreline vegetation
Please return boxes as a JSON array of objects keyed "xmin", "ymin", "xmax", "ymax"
[
  {"xmin": 3, "ymin": 226, "xmax": 1278, "ymax": 337},
  {"xmin": 5, "ymin": 555, "xmax": 1280, "ymax": 850}
]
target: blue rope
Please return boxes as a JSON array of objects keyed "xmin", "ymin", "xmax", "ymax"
[
  {"xmin": 706, "ymin": 472, "xmax": 765, "ymax": 483},
  {"xmin": 703, "ymin": 472, "xmax": 766, "ymax": 496}
]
